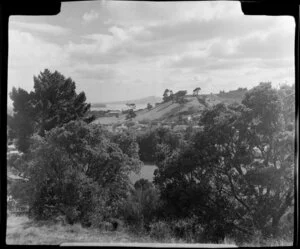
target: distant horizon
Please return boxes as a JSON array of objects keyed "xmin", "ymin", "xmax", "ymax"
[{"xmin": 7, "ymin": 81, "xmax": 293, "ymax": 109}]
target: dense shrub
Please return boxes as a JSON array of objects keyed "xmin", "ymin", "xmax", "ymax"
[
  {"xmin": 137, "ymin": 127, "xmax": 183, "ymax": 163},
  {"xmin": 170, "ymin": 217, "xmax": 204, "ymax": 242},
  {"xmin": 10, "ymin": 120, "xmax": 141, "ymax": 227},
  {"xmin": 154, "ymin": 83, "xmax": 295, "ymax": 242},
  {"xmin": 149, "ymin": 220, "xmax": 173, "ymax": 241},
  {"xmin": 121, "ymin": 179, "xmax": 161, "ymax": 230}
]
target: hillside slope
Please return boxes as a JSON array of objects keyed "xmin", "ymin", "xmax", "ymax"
[
  {"xmin": 134, "ymin": 95, "xmax": 206, "ymax": 122},
  {"xmin": 92, "ymin": 89, "xmax": 247, "ymax": 125}
]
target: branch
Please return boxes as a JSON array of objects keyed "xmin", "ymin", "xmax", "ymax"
[{"xmin": 226, "ymin": 173, "xmax": 252, "ymax": 213}]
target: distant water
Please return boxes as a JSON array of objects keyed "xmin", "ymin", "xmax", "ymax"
[
  {"xmin": 129, "ymin": 164, "xmax": 157, "ymax": 184},
  {"xmin": 91, "ymin": 103, "xmax": 147, "ymax": 111}
]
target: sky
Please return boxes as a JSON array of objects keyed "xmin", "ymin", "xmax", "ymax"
[{"xmin": 8, "ymin": 0, "xmax": 295, "ymax": 104}]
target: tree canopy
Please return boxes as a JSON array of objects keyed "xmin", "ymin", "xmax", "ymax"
[
  {"xmin": 8, "ymin": 69, "xmax": 93, "ymax": 152},
  {"xmin": 154, "ymin": 83, "xmax": 294, "ymax": 241},
  {"xmin": 9, "ymin": 120, "xmax": 142, "ymax": 225}
]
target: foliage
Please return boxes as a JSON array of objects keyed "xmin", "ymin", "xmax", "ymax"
[
  {"xmin": 193, "ymin": 87, "xmax": 201, "ymax": 96},
  {"xmin": 8, "ymin": 69, "xmax": 93, "ymax": 152},
  {"xmin": 147, "ymin": 103, "xmax": 153, "ymax": 110},
  {"xmin": 126, "ymin": 109, "xmax": 136, "ymax": 120},
  {"xmin": 137, "ymin": 127, "xmax": 184, "ymax": 163},
  {"xmin": 163, "ymin": 89, "xmax": 170, "ymax": 102},
  {"xmin": 149, "ymin": 220, "xmax": 173, "ymax": 241},
  {"xmin": 154, "ymin": 82, "xmax": 294, "ymax": 241},
  {"xmin": 122, "ymin": 179, "xmax": 161, "ymax": 230},
  {"xmin": 10, "ymin": 120, "xmax": 141, "ymax": 226},
  {"xmin": 173, "ymin": 90, "xmax": 188, "ymax": 104}
]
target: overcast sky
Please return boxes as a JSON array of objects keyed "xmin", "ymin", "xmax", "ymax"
[{"xmin": 8, "ymin": 0, "xmax": 295, "ymax": 104}]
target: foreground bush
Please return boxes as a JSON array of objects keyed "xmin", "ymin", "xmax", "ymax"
[
  {"xmin": 154, "ymin": 83, "xmax": 295, "ymax": 242},
  {"xmin": 149, "ymin": 220, "xmax": 173, "ymax": 241},
  {"xmin": 10, "ymin": 120, "xmax": 141, "ymax": 227},
  {"xmin": 121, "ymin": 179, "xmax": 161, "ymax": 231}
]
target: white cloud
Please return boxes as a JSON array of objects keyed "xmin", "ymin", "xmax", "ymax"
[
  {"xmin": 10, "ymin": 21, "xmax": 70, "ymax": 35},
  {"xmin": 7, "ymin": 29, "xmax": 70, "ymax": 105},
  {"xmin": 8, "ymin": 1, "xmax": 295, "ymax": 104},
  {"xmin": 83, "ymin": 10, "xmax": 99, "ymax": 23}
]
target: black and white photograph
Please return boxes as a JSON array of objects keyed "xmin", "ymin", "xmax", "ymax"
[{"xmin": 5, "ymin": 0, "xmax": 296, "ymax": 246}]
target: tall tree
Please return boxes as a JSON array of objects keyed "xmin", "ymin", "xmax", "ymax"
[
  {"xmin": 147, "ymin": 103, "xmax": 153, "ymax": 110},
  {"xmin": 9, "ymin": 120, "xmax": 141, "ymax": 224},
  {"xmin": 163, "ymin": 89, "xmax": 170, "ymax": 102},
  {"xmin": 9, "ymin": 69, "xmax": 93, "ymax": 152},
  {"xmin": 174, "ymin": 90, "xmax": 187, "ymax": 104},
  {"xmin": 154, "ymin": 82, "xmax": 294, "ymax": 240},
  {"xmin": 193, "ymin": 87, "xmax": 201, "ymax": 96}
]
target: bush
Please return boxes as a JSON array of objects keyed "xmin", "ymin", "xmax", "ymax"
[
  {"xmin": 10, "ymin": 120, "xmax": 140, "ymax": 227},
  {"xmin": 149, "ymin": 220, "xmax": 173, "ymax": 241},
  {"xmin": 170, "ymin": 217, "xmax": 204, "ymax": 242},
  {"xmin": 121, "ymin": 179, "xmax": 161, "ymax": 231}
]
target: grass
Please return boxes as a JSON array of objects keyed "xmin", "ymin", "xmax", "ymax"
[
  {"xmin": 6, "ymin": 214, "xmax": 156, "ymax": 245},
  {"xmin": 6, "ymin": 214, "xmax": 292, "ymax": 246}
]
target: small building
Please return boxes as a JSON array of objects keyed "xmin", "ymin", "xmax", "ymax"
[
  {"xmin": 173, "ymin": 125, "xmax": 188, "ymax": 132},
  {"xmin": 106, "ymin": 110, "xmax": 121, "ymax": 117},
  {"xmin": 192, "ymin": 125, "xmax": 204, "ymax": 132},
  {"xmin": 115, "ymin": 124, "xmax": 128, "ymax": 133}
]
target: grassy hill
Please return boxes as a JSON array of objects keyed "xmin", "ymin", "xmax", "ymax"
[
  {"xmin": 92, "ymin": 88, "xmax": 248, "ymax": 125},
  {"xmin": 92, "ymin": 95, "xmax": 206, "ymax": 125},
  {"xmin": 135, "ymin": 95, "xmax": 206, "ymax": 122}
]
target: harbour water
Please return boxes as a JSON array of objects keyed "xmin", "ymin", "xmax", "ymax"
[{"xmin": 91, "ymin": 103, "xmax": 148, "ymax": 111}]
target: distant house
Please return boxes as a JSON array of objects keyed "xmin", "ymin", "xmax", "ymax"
[
  {"xmin": 115, "ymin": 124, "xmax": 128, "ymax": 133},
  {"xmin": 192, "ymin": 125, "xmax": 204, "ymax": 132},
  {"xmin": 104, "ymin": 125, "xmax": 113, "ymax": 132},
  {"xmin": 192, "ymin": 113, "xmax": 202, "ymax": 119},
  {"xmin": 185, "ymin": 115, "xmax": 192, "ymax": 122},
  {"xmin": 131, "ymin": 124, "xmax": 148, "ymax": 131},
  {"xmin": 106, "ymin": 110, "xmax": 121, "ymax": 117},
  {"xmin": 173, "ymin": 125, "xmax": 188, "ymax": 132},
  {"xmin": 7, "ymin": 144, "xmax": 23, "ymax": 156}
]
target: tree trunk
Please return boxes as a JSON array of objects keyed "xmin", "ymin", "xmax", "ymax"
[{"xmin": 271, "ymin": 215, "xmax": 280, "ymax": 237}]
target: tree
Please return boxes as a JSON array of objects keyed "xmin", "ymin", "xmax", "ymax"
[
  {"xmin": 174, "ymin": 90, "xmax": 187, "ymax": 104},
  {"xmin": 147, "ymin": 103, "xmax": 153, "ymax": 110},
  {"xmin": 126, "ymin": 109, "xmax": 136, "ymax": 120},
  {"xmin": 9, "ymin": 88, "xmax": 35, "ymax": 152},
  {"xmin": 193, "ymin": 87, "xmax": 201, "ymax": 96},
  {"xmin": 137, "ymin": 127, "xmax": 183, "ymax": 163},
  {"xmin": 154, "ymin": 83, "xmax": 294, "ymax": 241},
  {"xmin": 10, "ymin": 120, "xmax": 141, "ymax": 225},
  {"xmin": 9, "ymin": 69, "xmax": 93, "ymax": 152},
  {"xmin": 163, "ymin": 89, "xmax": 170, "ymax": 102},
  {"xmin": 126, "ymin": 103, "xmax": 136, "ymax": 110}
]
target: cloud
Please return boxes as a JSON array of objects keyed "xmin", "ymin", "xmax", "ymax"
[
  {"xmin": 8, "ymin": 1, "xmax": 295, "ymax": 104},
  {"xmin": 102, "ymin": 1, "xmax": 241, "ymax": 27},
  {"xmin": 75, "ymin": 66, "xmax": 118, "ymax": 80},
  {"xmin": 8, "ymin": 29, "xmax": 69, "ymax": 99},
  {"xmin": 10, "ymin": 21, "xmax": 70, "ymax": 35},
  {"xmin": 233, "ymin": 30, "xmax": 294, "ymax": 59},
  {"xmin": 9, "ymin": 29, "xmax": 66, "ymax": 71},
  {"xmin": 83, "ymin": 10, "xmax": 99, "ymax": 23}
]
